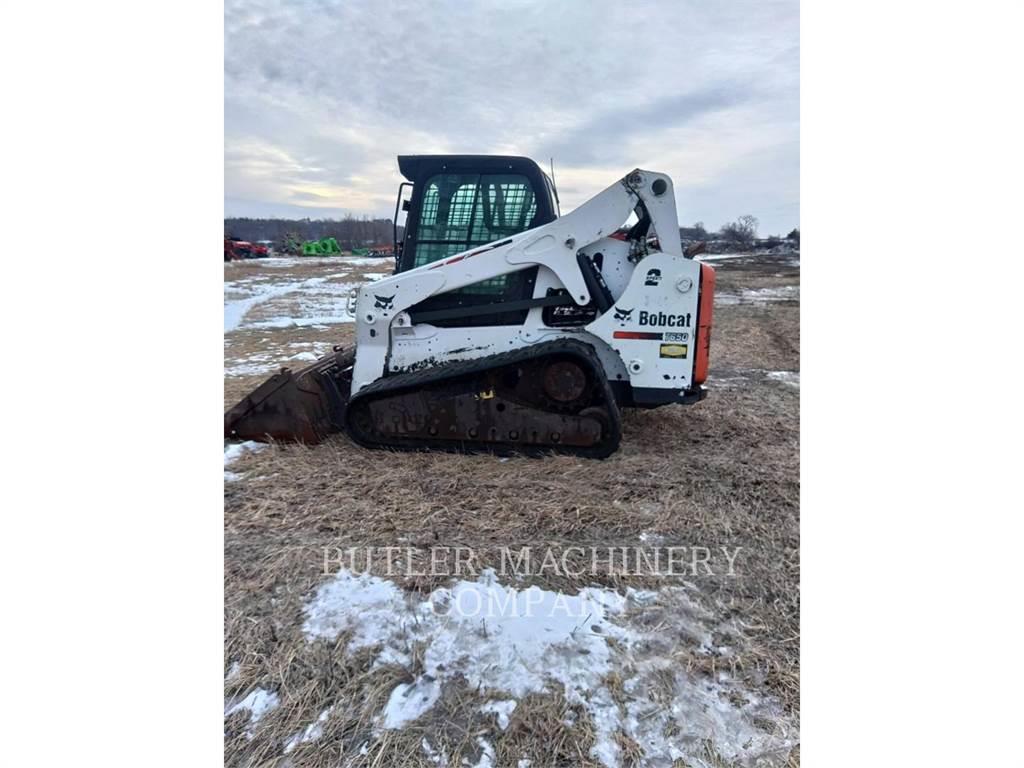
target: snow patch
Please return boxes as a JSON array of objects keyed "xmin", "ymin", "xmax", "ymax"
[
  {"xmin": 225, "ymin": 687, "xmax": 279, "ymax": 734},
  {"xmin": 223, "ymin": 278, "xmax": 323, "ymax": 332},
  {"xmin": 224, "ymin": 353, "xmax": 278, "ymax": 378},
  {"xmin": 340, "ymin": 256, "xmax": 392, "ymax": 266},
  {"xmin": 469, "ymin": 737, "xmax": 495, "ymax": 768},
  {"xmin": 224, "ymin": 441, "xmax": 266, "ymax": 482},
  {"xmin": 303, "ymin": 569, "xmax": 410, "ymax": 648},
  {"xmin": 696, "ymin": 252, "xmax": 756, "ymax": 262},
  {"xmin": 224, "ymin": 276, "xmax": 357, "ymax": 332},
  {"xmin": 716, "ymin": 285, "xmax": 799, "ymax": 305},
  {"xmin": 481, "ymin": 699, "xmax": 517, "ymax": 730},
  {"xmin": 247, "ymin": 313, "xmax": 353, "ymax": 329},
  {"xmin": 301, "ymin": 569, "xmax": 797, "ymax": 767},
  {"xmin": 707, "ymin": 367, "xmax": 801, "ymax": 391},
  {"xmin": 767, "ymin": 370, "xmax": 800, "ymax": 389},
  {"xmin": 695, "ymin": 251, "xmax": 799, "ymax": 266},
  {"xmin": 384, "ymin": 678, "xmax": 442, "ymax": 729},
  {"xmin": 257, "ymin": 256, "xmax": 342, "ymax": 268},
  {"xmin": 421, "ymin": 737, "xmax": 448, "ymax": 765},
  {"xmin": 283, "ymin": 707, "xmax": 332, "ymax": 753}
]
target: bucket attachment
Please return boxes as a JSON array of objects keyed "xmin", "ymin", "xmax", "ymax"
[{"xmin": 224, "ymin": 348, "xmax": 355, "ymax": 444}]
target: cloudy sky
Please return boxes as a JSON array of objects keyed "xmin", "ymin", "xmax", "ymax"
[{"xmin": 225, "ymin": 0, "xmax": 798, "ymax": 235}]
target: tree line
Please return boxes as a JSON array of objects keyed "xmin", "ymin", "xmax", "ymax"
[
  {"xmin": 225, "ymin": 216, "xmax": 400, "ymax": 252},
  {"xmin": 680, "ymin": 216, "xmax": 799, "ymax": 247},
  {"xmin": 226, "ymin": 213, "xmax": 798, "ymax": 253}
]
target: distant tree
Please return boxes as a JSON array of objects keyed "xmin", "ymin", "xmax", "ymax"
[
  {"xmin": 787, "ymin": 228, "xmax": 800, "ymax": 245},
  {"xmin": 679, "ymin": 221, "xmax": 708, "ymax": 240},
  {"xmin": 719, "ymin": 215, "xmax": 759, "ymax": 245}
]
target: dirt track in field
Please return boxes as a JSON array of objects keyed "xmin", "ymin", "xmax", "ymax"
[{"xmin": 224, "ymin": 252, "xmax": 800, "ymax": 767}]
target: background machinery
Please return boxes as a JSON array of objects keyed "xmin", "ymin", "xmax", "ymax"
[
  {"xmin": 225, "ymin": 156, "xmax": 715, "ymax": 458},
  {"xmin": 224, "ymin": 236, "xmax": 269, "ymax": 261},
  {"xmin": 302, "ymin": 237, "xmax": 341, "ymax": 256}
]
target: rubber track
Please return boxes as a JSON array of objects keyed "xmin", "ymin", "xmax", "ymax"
[{"xmin": 345, "ymin": 337, "xmax": 622, "ymax": 458}]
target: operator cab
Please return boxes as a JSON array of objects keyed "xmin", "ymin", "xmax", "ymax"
[{"xmin": 393, "ymin": 155, "xmax": 559, "ymax": 326}]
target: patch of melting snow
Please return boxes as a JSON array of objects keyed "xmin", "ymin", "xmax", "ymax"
[
  {"xmin": 707, "ymin": 368, "xmax": 801, "ymax": 391},
  {"xmin": 225, "ymin": 687, "xmax": 279, "ymax": 735},
  {"xmin": 224, "ymin": 353, "xmax": 278, "ymax": 378},
  {"xmin": 384, "ymin": 678, "xmax": 442, "ymax": 728},
  {"xmin": 283, "ymin": 707, "xmax": 333, "ymax": 754},
  {"xmin": 303, "ymin": 569, "xmax": 410, "ymax": 648},
  {"xmin": 257, "ymin": 256, "xmax": 343, "ymax": 267},
  {"xmin": 224, "ymin": 441, "xmax": 266, "ymax": 482},
  {"xmin": 696, "ymin": 251, "xmax": 799, "ymax": 266},
  {"xmin": 481, "ymin": 699, "xmax": 517, "ymax": 730},
  {"xmin": 225, "ymin": 347, "xmax": 331, "ymax": 377},
  {"xmin": 767, "ymin": 370, "xmax": 800, "ymax": 388},
  {"xmin": 224, "ymin": 277, "xmax": 326, "ymax": 332},
  {"xmin": 695, "ymin": 252, "xmax": 756, "ymax": 262},
  {"xmin": 287, "ymin": 341, "xmax": 334, "ymax": 355},
  {"xmin": 362, "ymin": 272, "xmax": 387, "ymax": 281},
  {"xmin": 422, "ymin": 737, "xmax": 448, "ymax": 765},
  {"xmin": 247, "ymin": 312, "xmax": 353, "ymax": 329},
  {"xmin": 225, "ymin": 277, "xmax": 359, "ymax": 331},
  {"xmin": 340, "ymin": 256, "xmax": 393, "ymax": 266},
  {"xmin": 468, "ymin": 737, "xmax": 495, "ymax": 768},
  {"xmin": 716, "ymin": 285, "xmax": 799, "ymax": 305},
  {"xmin": 705, "ymin": 372, "xmax": 752, "ymax": 389},
  {"xmin": 302, "ymin": 569, "xmax": 797, "ymax": 768}
]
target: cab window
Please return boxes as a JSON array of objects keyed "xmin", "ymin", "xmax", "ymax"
[{"xmin": 411, "ymin": 173, "xmax": 538, "ymax": 271}]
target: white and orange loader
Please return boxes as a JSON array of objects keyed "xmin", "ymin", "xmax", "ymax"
[{"xmin": 226, "ymin": 155, "xmax": 715, "ymax": 458}]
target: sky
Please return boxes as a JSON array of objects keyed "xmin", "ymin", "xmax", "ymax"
[{"xmin": 225, "ymin": 0, "xmax": 799, "ymax": 236}]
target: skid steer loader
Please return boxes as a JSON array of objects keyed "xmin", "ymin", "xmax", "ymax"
[{"xmin": 224, "ymin": 155, "xmax": 715, "ymax": 458}]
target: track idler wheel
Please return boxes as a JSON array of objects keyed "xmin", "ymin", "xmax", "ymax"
[{"xmin": 543, "ymin": 360, "xmax": 588, "ymax": 404}]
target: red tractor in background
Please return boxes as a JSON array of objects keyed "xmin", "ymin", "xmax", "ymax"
[{"xmin": 224, "ymin": 236, "xmax": 269, "ymax": 261}]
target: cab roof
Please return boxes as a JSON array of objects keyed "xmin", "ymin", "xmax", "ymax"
[{"xmin": 397, "ymin": 155, "xmax": 545, "ymax": 182}]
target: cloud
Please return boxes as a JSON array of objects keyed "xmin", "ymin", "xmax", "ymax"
[{"xmin": 225, "ymin": 0, "xmax": 799, "ymax": 233}]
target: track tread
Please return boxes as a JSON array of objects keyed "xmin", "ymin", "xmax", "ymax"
[{"xmin": 347, "ymin": 338, "xmax": 622, "ymax": 458}]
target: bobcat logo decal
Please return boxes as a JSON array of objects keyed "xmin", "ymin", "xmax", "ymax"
[
  {"xmin": 613, "ymin": 307, "xmax": 634, "ymax": 322},
  {"xmin": 374, "ymin": 294, "xmax": 395, "ymax": 310}
]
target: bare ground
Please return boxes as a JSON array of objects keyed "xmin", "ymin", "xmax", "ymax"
[{"xmin": 224, "ymin": 253, "xmax": 800, "ymax": 767}]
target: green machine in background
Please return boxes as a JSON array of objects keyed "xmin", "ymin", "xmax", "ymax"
[{"xmin": 302, "ymin": 237, "xmax": 341, "ymax": 256}]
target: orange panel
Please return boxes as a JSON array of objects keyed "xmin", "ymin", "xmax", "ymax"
[{"xmin": 693, "ymin": 263, "xmax": 716, "ymax": 385}]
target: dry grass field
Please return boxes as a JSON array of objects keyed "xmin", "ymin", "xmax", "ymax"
[{"xmin": 224, "ymin": 251, "xmax": 800, "ymax": 767}]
